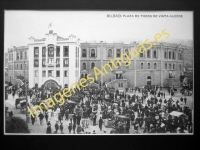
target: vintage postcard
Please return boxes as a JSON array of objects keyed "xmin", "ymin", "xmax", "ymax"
[{"xmin": 4, "ymin": 11, "xmax": 193, "ymax": 135}]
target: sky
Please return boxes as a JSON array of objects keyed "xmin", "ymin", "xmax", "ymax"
[{"xmin": 4, "ymin": 11, "xmax": 193, "ymax": 52}]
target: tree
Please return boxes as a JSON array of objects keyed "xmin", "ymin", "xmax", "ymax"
[{"xmin": 6, "ymin": 116, "xmax": 30, "ymax": 133}]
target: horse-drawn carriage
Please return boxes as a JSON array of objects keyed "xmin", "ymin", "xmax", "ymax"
[
  {"xmin": 110, "ymin": 115, "xmax": 130, "ymax": 134},
  {"xmin": 31, "ymin": 97, "xmax": 42, "ymax": 106},
  {"xmin": 15, "ymin": 98, "xmax": 26, "ymax": 109}
]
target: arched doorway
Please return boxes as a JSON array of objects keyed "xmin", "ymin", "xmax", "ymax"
[
  {"xmin": 147, "ymin": 76, "xmax": 151, "ymax": 85},
  {"xmin": 43, "ymin": 79, "xmax": 61, "ymax": 91}
]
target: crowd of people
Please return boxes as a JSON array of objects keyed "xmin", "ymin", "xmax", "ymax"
[{"xmin": 5, "ymin": 83, "xmax": 193, "ymax": 134}]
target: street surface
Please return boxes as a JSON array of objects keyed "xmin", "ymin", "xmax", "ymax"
[{"xmin": 5, "ymin": 88, "xmax": 193, "ymax": 134}]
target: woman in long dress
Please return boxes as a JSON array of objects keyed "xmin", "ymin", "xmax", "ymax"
[
  {"xmin": 48, "ymin": 109, "xmax": 52, "ymax": 120},
  {"xmin": 54, "ymin": 109, "xmax": 57, "ymax": 121}
]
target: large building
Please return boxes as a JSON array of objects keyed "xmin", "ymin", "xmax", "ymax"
[
  {"xmin": 7, "ymin": 29, "xmax": 81, "ymax": 90},
  {"xmin": 6, "ymin": 29, "xmax": 187, "ymax": 90},
  {"xmin": 80, "ymin": 42, "xmax": 185, "ymax": 90},
  {"xmin": 6, "ymin": 46, "xmax": 29, "ymax": 86}
]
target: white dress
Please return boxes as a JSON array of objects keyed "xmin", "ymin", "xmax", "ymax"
[
  {"xmin": 48, "ymin": 109, "xmax": 52, "ymax": 120},
  {"xmin": 54, "ymin": 110, "xmax": 57, "ymax": 121}
]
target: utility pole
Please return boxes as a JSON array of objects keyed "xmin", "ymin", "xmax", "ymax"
[{"xmin": 24, "ymin": 61, "xmax": 28, "ymax": 124}]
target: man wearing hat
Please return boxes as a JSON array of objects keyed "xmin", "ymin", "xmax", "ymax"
[{"xmin": 93, "ymin": 130, "xmax": 96, "ymax": 134}]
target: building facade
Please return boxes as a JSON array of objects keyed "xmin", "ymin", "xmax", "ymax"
[
  {"xmin": 7, "ymin": 46, "xmax": 29, "ymax": 86},
  {"xmin": 28, "ymin": 29, "xmax": 80, "ymax": 90},
  {"xmin": 80, "ymin": 42, "xmax": 185, "ymax": 90},
  {"xmin": 6, "ymin": 30, "xmax": 186, "ymax": 90}
]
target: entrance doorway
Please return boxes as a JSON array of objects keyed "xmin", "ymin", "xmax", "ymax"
[
  {"xmin": 147, "ymin": 76, "xmax": 151, "ymax": 85},
  {"xmin": 43, "ymin": 79, "xmax": 60, "ymax": 91}
]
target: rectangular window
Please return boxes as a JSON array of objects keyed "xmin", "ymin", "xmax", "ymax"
[
  {"xmin": 165, "ymin": 63, "xmax": 167, "ymax": 69},
  {"xmin": 64, "ymin": 71, "xmax": 68, "ymax": 77},
  {"xmin": 20, "ymin": 52, "xmax": 23, "ymax": 59},
  {"xmin": 48, "ymin": 70, "xmax": 53, "ymax": 77},
  {"xmin": 25, "ymin": 52, "xmax": 27, "ymax": 59},
  {"xmin": 42, "ymin": 71, "xmax": 46, "ymax": 77},
  {"xmin": 56, "ymin": 71, "xmax": 60, "ymax": 77},
  {"xmin": 56, "ymin": 58, "xmax": 60, "ymax": 67},
  {"xmin": 141, "ymin": 63, "xmax": 143, "ymax": 69},
  {"xmin": 17, "ymin": 53, "xmax": 19, "ymax": 60},
  {"xmin": 148, "ymin": 63, "xmax": 150, "ymax": 69},
  {"xmin": 63, "ymin": 58, "xmax": 69, "ymax": 67},
  {"xmin": 35, "ymin": 70, "xmax": 38, "ymax": 77},
  {"xmin": 116, "ymin": 73, "xmax": 122, "ymax": 79},
  {"xmin": 34, "ymin": 59, "xmax": 39, "ymax": 67},
  {"xmin": 48, "ymin": 47, "xmax": 54, "ymax": 57},
  {"xmin": 42, "ymin": 59, "xmax": 46, "ymax": 67},
  {"xmin": 63, "ymin": 46, "xmax": 69, "ymax": 57},
  {"xmin": 56, "ymin": 46, "xmax": 60, "ymax": 57},
  {"xmin": 34, "ymin": 47, "xmax": 39, "ymax": 57},
  {"xmin": 48, "ymin": 58, "xmax": 54, "ymax": 63},
  {"xmin": 42, "ymin": 47, "xmax": 46, "ymax": 57}
]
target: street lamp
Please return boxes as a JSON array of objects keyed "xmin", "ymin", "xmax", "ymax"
[{"xmin": 24, "ymin": 61, "xmax": 28, "ymax": 124}]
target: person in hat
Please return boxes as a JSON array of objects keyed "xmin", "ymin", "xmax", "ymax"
[
  {"xmin": 38, "ymin": 112, "xmax": 44, "ymax": 125},
  {"xmin": 60, "ymin": 122, "xmax": 64, "ymax": 133},
  {"xmin": 31, "ymin": 113, "xmax": 35, "ymax": 125},
  {"xmin": 47, "ymin": 121, "xmax": 51, "ymax": 126},
  {"xmin": 93, "ymin": 113, "xmax": 97, "ymax": 126},
  {"xmin": 54, "ymin": 121, "xmax": 59, "ymax": 133},
  {"xmin": 184, "ymin": 97, "xmax": 187, "ymax": 105},
  {"xmin": 98, "ymin": 117, "xmax": 103, "ymax": 131},
  {"xmin": 72, "ymin": 123, "xmax": 76, "ymax": 134},
  {"xmin": 46, "ymin": 125, "xmax": 51, "ymax": 134},
  {"xmin": 68, "ymin": 123, "xmax": 72, "ymax": 134},
  {"xmin": 45, "ymin": 112, "xmax": 48, "ymax": 123},
  {"xmin": 76, "ymin": 125, "xmax": 82, "ymax": 134},
  {"xmin": 93, "ymin": 130, "xmax": 96, "ymax": 134}
]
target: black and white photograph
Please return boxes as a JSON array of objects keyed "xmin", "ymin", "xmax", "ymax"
[{"xmin": 4, "ymin": 10, "xmax": 193, "ymax": 135}]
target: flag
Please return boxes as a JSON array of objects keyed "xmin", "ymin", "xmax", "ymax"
[{"xmin": 48, "ymin": 23, "xmax": 52, "ymax": 28}]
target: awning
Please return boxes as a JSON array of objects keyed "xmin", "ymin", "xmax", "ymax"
[
  {"xmin": 20, "ymin": 100, "xmax": 26, "ymax": 103},
  {"xmin": 115, "ymin": 115, "xmax": 129, "ymax": 119},
  {"xmin": 169, "ymin": 111, "xmax": 187, "ymax": 117}
]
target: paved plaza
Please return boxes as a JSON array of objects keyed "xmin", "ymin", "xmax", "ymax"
[{"xmin": 5, "ymin": 87, "xmax": 193, "ymax": 134}]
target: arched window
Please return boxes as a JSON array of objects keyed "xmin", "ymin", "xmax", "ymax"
[
  {"xmin": 169, "ymin": 51, "xmax": 171, "ymax": 59},
  {"xmin": 172, "ymin": 52, "xmax": 175, "ymax": 59},
  {"xmin": 91, "ymin": 49, "xmax": 95, "ymax": 57},
  {"xmin": 125, "ymin": 49, "xmax": 129, "ymax": 56},
  {"xmin": 140, "ymin": 52, "xmax": 143, "ymax": 57},
  {"xmin": 141, "ymin": 63, "xmax": 143, "ymax": 69},
  {"xmin": 48, "ymin": 47, "xmax": 54, "ymax": 56},
  {"xmin": 173, "ymin": 64, "xmax": 175, "ymax": 69},
  {"xmin": 116, "ymin": 49, "xmax": 121, "ymax": 57},
  {"xmin": 147, "ymin": 50, "xmax": 150, "ymax": 58},
  {"xmin": 25, "ymin": 51, "xmax": 27, "ymax": 59},
  {"xmin": 34, "ymin": 59, "xmax": 39, "ymax": 67},
  {"xmin": 165, "ymin": 63, "xmax": 167, "ymax": 69},
  {"xmin": 154, "ymin": 63, "xmax": 157, "ymax": 69},
  {"xmin": 153, "ymin": 50, "xmax": 157, "ymax": 58},
  {"xmin": 82, "ymin": 49, "xmax": 86, "ymax": 57},
  {"xmin": 126, "ymin": 62, "xmax": 129, "ymax": 69},
  {"xmin": 180, "ymin": 53, "xmax": 182, "ymax": 60},
  {"xmin": 169, "ymin": 64, "xmax": 171, "ymax": 69},
  {"xmin": 108, "ymin": 49, "xmax": 112, "ymax": 57},
  {"xmin": 164, "ymin": 51, "xmax": 167, "ymax": 59},
  {"xmin": 83, "ymin": 62, "xmax": 86, "ymax": 70},
  {"xmin": 148, "ymin": 63, "xmax": 150, "ymax": 69},
  {"xmin": 91, "ymin": 62, "xmax": 95, "ymax": 69}
]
